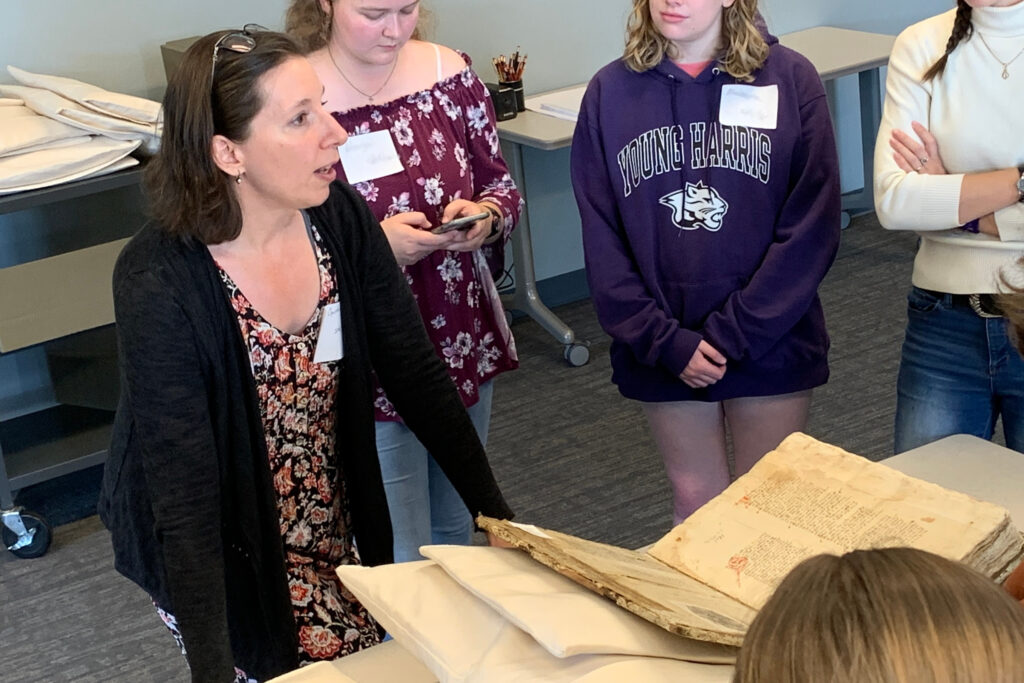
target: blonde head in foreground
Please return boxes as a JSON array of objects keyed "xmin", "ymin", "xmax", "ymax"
[{"xmin": 734, "ymin": 547, "xmax": 1024, "ymax": 683}]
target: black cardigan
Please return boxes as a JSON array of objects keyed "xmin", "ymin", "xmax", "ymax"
[{"xmin": 98, "ymin": 183, "xmax": 513, "ymax": 682}]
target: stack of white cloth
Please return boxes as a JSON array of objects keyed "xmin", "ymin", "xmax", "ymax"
[
  {"xmin": 0, "ymin": 66, "xmax": 162, "ymax": 196},
  {"xmin": 332, "ymin": 545, "xmax": 737, "ymax": 682}
]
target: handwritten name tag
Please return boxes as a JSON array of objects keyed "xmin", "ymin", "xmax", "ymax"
[
  {"xmin": 313, "ymin": 302, "xmax": 344, "ymax": 363},
  {"xmin": 719, "ymin": 84, "xmax": 778, "ymax": 130},
  {"xmin": 338, "ymin": 129, "xmax": 404, "ymax": 184}
]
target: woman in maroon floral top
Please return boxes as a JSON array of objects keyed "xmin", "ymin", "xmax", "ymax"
[{"xmin": 288, "ymin": 0, "xmax": 522, "ymax": 560}]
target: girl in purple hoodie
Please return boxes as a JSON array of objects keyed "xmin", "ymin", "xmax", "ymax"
[{"xmin": 571, "ymin": 0, "xmax": 841, "ymax": 524}]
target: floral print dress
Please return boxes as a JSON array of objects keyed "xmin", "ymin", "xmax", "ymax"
[
  {"xmin": 219, "ymin": 224, "xmax": 383, "ymax": 669},
  {"xmin": 331, "ymin": 51, "xmax": 523, "ymax": 422}
]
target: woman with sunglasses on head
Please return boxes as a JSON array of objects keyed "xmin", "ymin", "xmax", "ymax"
[
  {"xmin": 874, "ymin": 0, "xmax": 1024, "ymax": 455},
  {"xmin": 98, "ymin": 28, "xmax": 512, "ymax": 682},
  {"xmin": 285, "ymin": 0, "xmax": 521, "ymax": 563},
  {"xmin": 571, "ymin": 0, "xmax": 841, "ymax": 525}
]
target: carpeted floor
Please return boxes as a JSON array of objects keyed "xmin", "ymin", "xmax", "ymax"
[{"xmin": 1, "ymin": 212, "xmax": 932, "ymax": 681}]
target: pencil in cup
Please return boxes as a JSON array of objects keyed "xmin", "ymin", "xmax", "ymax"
[{"xmin": 493, "ymin": 48, "xmax": 527, "ymax": 112}]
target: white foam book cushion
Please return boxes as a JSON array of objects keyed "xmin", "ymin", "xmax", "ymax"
[
  {"xmin": 462, "ymin": 617, "xmax": 733, "ymax": 683},
  {"xmin": 336, "ymin": 559, "xmax": 735, "ymax": 683},
  {"xmin": 571, "ymin": 658, "xmax": 735, "ymax": 682},
  {"xmin": 336, "ymin": 560, "xmax": 515, "ymax": 682},
  {"xmin": 0, "ymin": 104, "xmax": 90, "ymax": 158},
  {"xmin": 0, "ymin": 84, "xmax": 160, "ymax": 155},
  {"xmin": 8, "ymin": 66, "xmax": 161, "ymax": 124},
  {"xmin": 0, "ymin": 137, "xmax": 140, "ymax": 194},
  {"xmin": 267, "ymin": 661, "xmax": 358, "ymax": 683},
  {"xmin": 421, "ymin": 544, "xmax": 737, "ymax": 662}
]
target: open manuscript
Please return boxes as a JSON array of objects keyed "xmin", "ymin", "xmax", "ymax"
[{"xmin": 478, "ymin": 432, "xmax": 1024, "ymax": 647}]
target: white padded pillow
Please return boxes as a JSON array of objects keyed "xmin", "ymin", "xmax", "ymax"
[
  {"xmin": 267, "ymin": 661, "xmax": 358, "ymax": 682},
  {"xmin": 421, "ymin": 544, "xmax": 737, "ymax": 663},
  {"xmin": 572, "ymin": 658, "xmax": 735, "ymax": 682},
  {"xmin": 0, "ymin": 137, "xmax": 139, "ymax": 194},
  {"xmin": 8, "ymin": 66, "xmax": 161, "ymax": 124},
  {"xmin": 0, "ymin": 104, "xmax": 87, "ymax": 157},
  {"xmin": 336, "ymin": 560, "xmax": 733, "ymax": 683},
  {"xmin": 336, "ymin": 560, "xmax": 513, "ymax": 682}
]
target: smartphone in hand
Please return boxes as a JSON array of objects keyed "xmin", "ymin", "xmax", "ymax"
[{"xmin": 430, "ymin": 211, "xmax": 490, "ymax": 234}]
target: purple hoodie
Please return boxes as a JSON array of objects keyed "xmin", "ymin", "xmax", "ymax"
[{"xmin": 571, "ymin": 31, "xmax": 840, "ymax": 402}]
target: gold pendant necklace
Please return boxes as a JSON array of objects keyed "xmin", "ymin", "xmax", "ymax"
[
  {"xmin": 977, "ymin": 31, "xmax": 1024, "ymax": 80},
  {"xmin": 327, "ymin": 45, "xmax": 399, "ymax": 103}
]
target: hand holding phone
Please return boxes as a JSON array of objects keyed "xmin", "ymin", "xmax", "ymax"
[{"xmin": 431, "ymin": 211, "xmax": 490, "ymax": 234}]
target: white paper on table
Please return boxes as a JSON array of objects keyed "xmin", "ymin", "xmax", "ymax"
[{"xmin": 524, "ymin": 86, "xmax": 587, "ymax": 122}]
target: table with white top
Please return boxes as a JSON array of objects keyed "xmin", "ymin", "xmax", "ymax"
[
  {"xmin": 496, "ymin": 108, "xmax": 591, "ymax": 366},
  {"xmin": 780, "ymin": 27, "xmax": 896, "ymax": 227},
  {"xmin": 884, "ymin": 433, "xmax": 1024, "ymax": 522},
  {"xmin": 274, "ymin": 433, "xmax": 1022, "ymax": 683},
  {"xmin": 494, "ymin": 27, "xmax": 896, "ymax": 364}
]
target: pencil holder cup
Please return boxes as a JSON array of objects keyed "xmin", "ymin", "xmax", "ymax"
[
  {"xmin": 499, "ymin": 79, "xmax": 525, "ymax": 112},
  {"xmin": 486, "ymin": 82, "xmax": 518, "ymax": 121}
]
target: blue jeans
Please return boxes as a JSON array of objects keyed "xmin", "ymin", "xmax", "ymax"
[
  {"xmin": 375, "ymin": 380, "xmax": 493, "ymax": 562},
  {"xmin": 894, "ymin": 287, "xmax": 1024, "ymax": 453}
]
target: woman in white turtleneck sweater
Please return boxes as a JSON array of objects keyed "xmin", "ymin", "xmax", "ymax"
[{"xmin": 874, "ymin": 0, "xmax": 1024, "ymax": 454}]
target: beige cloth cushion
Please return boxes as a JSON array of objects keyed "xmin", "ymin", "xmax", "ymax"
[
  {"xmin": 267, "ymin": 661, "xmax": 358, "ymax": 682},
  {"xmin": 421, "ymin": 545, "xmax": 736, "ymax": 662},
  {"xmin": 0, "ymin": 137, "xmax": 139, "ymax": 194},
  {"xmin": 336, "ymin": 560, "xmax": 734, "ymax": 683},
  {"xmin": 0, "ymin": 104, "xmax": 90, "ymax": 158},
  {"xmin": 8, "ymin": 66, "xmax": 161, "ymax": 124},
  {"xmin": 0, "ymin": 84, "xmax": 159, "ymax": 155}
]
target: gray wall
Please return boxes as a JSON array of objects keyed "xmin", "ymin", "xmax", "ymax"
[{"xmin": 0, "ymin": 0, "xmax": 952, "ymax": 408}]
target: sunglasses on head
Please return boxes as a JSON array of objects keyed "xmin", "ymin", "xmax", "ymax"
[{"xmin": 210, "ymin": 23, "xmax": 269, "ymax": 82}]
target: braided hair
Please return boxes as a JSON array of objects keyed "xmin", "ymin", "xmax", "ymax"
[{"xmin": 922, "ymin": 0, "xmax": 973, "ymax": 81}]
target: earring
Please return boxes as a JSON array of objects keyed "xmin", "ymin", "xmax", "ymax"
[{"xmin": 235, "ymin": 172, "xmax": 244, "ymax": 184}]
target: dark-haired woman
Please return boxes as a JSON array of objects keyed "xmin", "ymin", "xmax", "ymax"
[
  {"xmin": 98, "ymin": 28, "xmax": 512, "ymax": 682},
  {"xmin": 873, "ymin": 0, "xmax": 1024, "ymax": 454}
]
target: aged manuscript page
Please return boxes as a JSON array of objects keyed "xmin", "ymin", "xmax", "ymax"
[{"xmin": 648, "ymin": 432, "xmax": 1023, "ymax": 610}]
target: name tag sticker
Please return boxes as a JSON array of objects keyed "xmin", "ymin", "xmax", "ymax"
[
  {"xmin": 338, "ymin": 129, "xmax": 404, "ymax": 185},
  {"xmin": 313, "ymin": 302, "xmax": 344, "ymax": 363},
  {"xmin": 719, "ymin": 84, "xmax": 778, "ymax": 130}
]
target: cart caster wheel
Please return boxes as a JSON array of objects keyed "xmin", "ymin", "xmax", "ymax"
[
  {"xmin": 563, "ymin": 342, "xmax": 590, "ymax": 367},
  {"xmin": 2, "ymin": 510, "xmax": 52, "ymax": 559}
]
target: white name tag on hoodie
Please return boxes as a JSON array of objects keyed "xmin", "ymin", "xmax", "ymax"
[
  {"xmin": 719, "ymin": 84, "xmax": 778, "ymax": 129},
  {"xmin": 338, "ymin": 129, "xmax": 404, "ymax": 184}
]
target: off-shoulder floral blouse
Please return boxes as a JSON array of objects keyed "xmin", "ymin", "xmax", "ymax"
[{"xmin": 331, "ymin": 50, "xmax": 523, "ymax": 422}]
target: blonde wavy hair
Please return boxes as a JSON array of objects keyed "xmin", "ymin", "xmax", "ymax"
[
  {"xmin": 734, "ymin": 548, "xmax": 1024, "ymax": 683},
  {"xmin": 623, "ymin": 0, "xmax": 768, "ymax": 82},
  {"xmin": 284, "ymin": 0, "xmax": 431, "ymax": 52}
]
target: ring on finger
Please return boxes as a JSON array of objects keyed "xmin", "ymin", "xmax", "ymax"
[{"xmin": 918, "ymin": 156, "xmax": 929, "ymax": 165}]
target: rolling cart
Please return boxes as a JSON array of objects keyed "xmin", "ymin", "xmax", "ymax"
[{"xmin": 0, "ymin": 167, "xmax": 143, "ymax": 558}]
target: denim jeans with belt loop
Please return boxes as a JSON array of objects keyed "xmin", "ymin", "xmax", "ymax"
[
  {"xmin": 894, "ymin": 286, "xmax": 1024, "ymax": 454},
  {"xmin": 374, "ymin": 380, "xmax": 494, "ymax": 562}
]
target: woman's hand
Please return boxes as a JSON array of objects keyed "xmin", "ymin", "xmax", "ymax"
[
  {"xmin": 890, "ymin": 121, "xmax": 947, "ymax": 175},
  {"xmin": 679, "ymin": 340, "xmax": 727, "ymax": 389},
  {"xmin": 1004, "ymin": 561, "xmax": 1024, "ymax": 607},
  {"xmin": 380, "ymin": 212, "xmax": 455, "ymax": 266},
  {"xmin": 891, "ymin": 122, "xmax": 1006, "ymax": 237},
  {"xmin": 486, "ymin": 531, "xmax": 516, "ymax": 549},
  {"xmin": 439, "ymin": 199, "xmax": 492, "ymax": 253}
]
